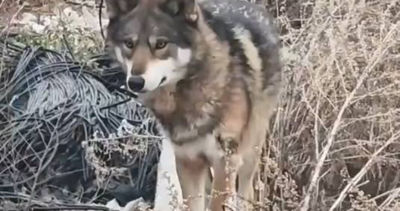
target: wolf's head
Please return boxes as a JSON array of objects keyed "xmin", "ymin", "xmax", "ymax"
[{"xmin": 105, "ymin": 0, "xmax": 200, "ymax": 93}]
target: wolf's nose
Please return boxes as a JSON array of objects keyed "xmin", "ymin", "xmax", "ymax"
[{"xmin": 127, "ymin": 76, "xmax": 145, "ymax": 92}]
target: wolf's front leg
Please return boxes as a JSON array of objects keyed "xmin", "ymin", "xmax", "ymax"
[
  {"xmin": 176, "ymin": 156, "xmax": 208, "ymax": 211},
  {"xmin": 209, "ymin": 137, "xmax": 242, "ymax": 211}
]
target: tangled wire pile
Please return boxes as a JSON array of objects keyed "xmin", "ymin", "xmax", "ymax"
[{"xmin": 0, "ymin": 39, "xmax": 162, "ymax": 209}]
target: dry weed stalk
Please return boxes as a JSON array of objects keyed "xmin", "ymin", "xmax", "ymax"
[{"xmin": 330, "ymin": 131, "xmax": 400, "ymax": 210}]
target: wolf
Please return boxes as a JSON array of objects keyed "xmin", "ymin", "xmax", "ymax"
[{"xmin": 104, "ymin": 0, "xmax": 281, "ymax": 210}]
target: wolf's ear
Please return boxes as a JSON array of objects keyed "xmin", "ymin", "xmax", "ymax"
[
  {"xmin": 105, "ymin": 0, "xmax": 139, "ymax": 19},
  {"xmin": 162, "ymin": 0, "xmax": 198, "ymax": 23}
]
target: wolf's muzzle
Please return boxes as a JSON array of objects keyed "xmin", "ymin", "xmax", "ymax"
[{"xmin": 128, "ymin": 76, "xmax": 145, "ymax": 92}]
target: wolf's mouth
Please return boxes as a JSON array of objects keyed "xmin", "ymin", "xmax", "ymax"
[{"xmin": 158, "ymin": 76, "xmax": 167, "ymax": 87}]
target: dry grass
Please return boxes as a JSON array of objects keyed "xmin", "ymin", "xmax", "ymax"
[
  {"xmin": 257, "ymin": 0, "xmax": 400, "ymax": 210},
  {"xmin": 1, "ymin": 0, "xmax": 400, "ymax": 210}
]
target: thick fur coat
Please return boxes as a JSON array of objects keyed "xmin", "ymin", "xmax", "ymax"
[{"xmin": 104, "ymin": 0, "xmax": 281, "ymax": 210}]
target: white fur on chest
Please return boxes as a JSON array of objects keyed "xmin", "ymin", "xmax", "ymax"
[{"xmin": 172, "ymin": 133, "xmax": 224, "ymax": 163}]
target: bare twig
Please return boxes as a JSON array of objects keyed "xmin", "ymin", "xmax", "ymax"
[
  {"xmin": 0, "ymin": 1, "xmax": 25, "ymax": 35},
  {"xmin": 329, "ymin": 131, "xmax": 400, "ymax": 210},
  {"xmin": 379, "ymin": 187, "xmax": 400, "ymax": 209}
]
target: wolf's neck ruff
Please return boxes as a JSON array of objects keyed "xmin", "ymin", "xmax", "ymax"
[
  {"xmin": 142, "ymin": 42, "xmax": 230, "ymax": 145},
  {"xmin": 135, "ymin": 6, "xmax": 233, "ymax": 144}
]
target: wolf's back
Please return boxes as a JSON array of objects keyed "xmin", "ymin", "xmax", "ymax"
[{"xmin": 199, "ymin": 0, "xmax": 281, "ymax": 92}]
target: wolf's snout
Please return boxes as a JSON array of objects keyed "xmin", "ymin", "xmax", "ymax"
[{"xmin": 127, "ymin": 76, "xmax": 145, "ymax": 92}]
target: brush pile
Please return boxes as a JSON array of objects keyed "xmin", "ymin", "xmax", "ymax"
[
  {"xmin": 0, "ymin": 39, "xmax": 162, "ymax": 210},
  {"xmin": 259, "ymin": 0, "xmax": 400, "ymax": 210}
]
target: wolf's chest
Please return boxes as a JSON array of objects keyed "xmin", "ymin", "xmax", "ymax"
[{"xmin": 172, "ymin": 133, "xmax": 224, "ymax": 164}]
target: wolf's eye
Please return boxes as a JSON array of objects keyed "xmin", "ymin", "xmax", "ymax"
[
  {"xmin": 155, "ymin": 39, "xmax": 168, "ymax": 50},
  {"xmin": 124, "ymin": 40, "xmax": 135, "ymax": 49}
]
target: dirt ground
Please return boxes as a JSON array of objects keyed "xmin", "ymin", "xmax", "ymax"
[{"xmin": 0, "ymin": 0, "xmax": 105, "ymax": 59}]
